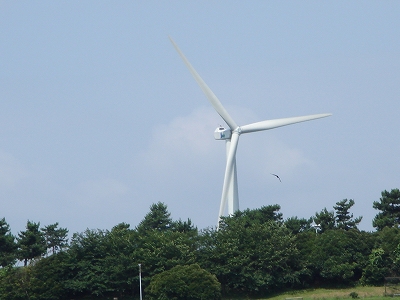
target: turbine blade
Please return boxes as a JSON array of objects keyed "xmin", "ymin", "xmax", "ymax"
[
  {"xmin": 218, "ymin": 133, "xmax": 240, "ymax": 225},
  {"xmin": 240, "ymin": 113, "xmax": 332, "ymax": 134},
  {"xmin": 169, "ymin": 37, "xmax": 238, "ymax": 130}
]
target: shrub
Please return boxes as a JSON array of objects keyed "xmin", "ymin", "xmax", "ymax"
[
  {"xmin": 146, "ymin": 264, "xmax": 221, "ymax": 300},
  {"xmin": 349, "ymin": 291, "xmax": 359, "ymax": 298}
]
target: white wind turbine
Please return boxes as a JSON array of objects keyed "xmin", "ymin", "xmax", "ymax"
[{"xmin": 169, "ymin": 37, "xmax": 331, "ymax": 226}]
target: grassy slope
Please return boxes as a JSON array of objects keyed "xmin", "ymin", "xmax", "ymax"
[{"xmin": 261, "ymin": 286, "xmax": 387, "ymax": 300}]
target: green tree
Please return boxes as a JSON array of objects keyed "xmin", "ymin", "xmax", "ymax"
[
  {"xmin": 361, "ymin": 248, "xmax": 389, "ymax": 285},
  {"xmin": 136, "ymin": 202, "xmax": 173, "ymax": 233},
  {"xmin": 334, "ymin": 199, "xmax": 362, "ymax": 230},
  {"xmin": 0, "ymin": 217, "xmax": 17, "ymax": 267},
  {"xmin": 285, "ymin": 217, "xmax": 313, "ymax": 235},
  {"xmin": 134, "ymin": 229, "xmax": 197, "ymax": 283},
  {"xmin": 374, "ymin": 226, "xmax": 400, "ymax": 254},
  {"xmin": 173, "ymin": 218, "xmax": 198, "ymax": 235},
  {"xmin": 63, "ymin": 218, "xmax": 198, "ymax": 299},
  {"xmin": 370, "ymin": 227, "xmax": 400, "ymax": 279},
  {"xmin": 391, "ymin": 243, "xmax": 400, "ymax": 276},
  {"xmin": 29, "ymin": 252, "xmax": 71, "ymax": 300},
  {"xmin": 219, "ymin": 204, "xmax": 283, "ymax": 229},
  {"xmin": 293, "ymin": 229, "xmax": 318, "ymax": 284},
  {"xmin": 41, "ymin": 222, "xmax": 69, "ymax": 254},
  {"xmin": 310, "ymin": 229, "xmax": 371, "ymax": 284},
  {"xmin": 17, "ymin": 220, "xmax": 46, "ymax": 266},
  {"xmin": 314, "ymin": 208, "xmax": 335, "ymax": 233},
  {"xmin": 146, "ymin": 264, "xmax": 221, "ymax": 300},
  {"xmin": 205, "ymin": 215, "xmax": 306, "ymax": 296},
  {"xmin": 64, "ymin": 228, "xmax": 110, "ymax": 297},
  {"xmin": 0, "ymin": 264, "xmax": 33, "ymax": 299},
  {"xmin": 373, "ymin": 189, "xmax": 400, "ymax": 230}
]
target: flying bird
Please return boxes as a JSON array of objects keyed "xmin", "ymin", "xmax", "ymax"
[{"xmin": 271, "ymin": 173, "xmax": 281, "ymax": 182}]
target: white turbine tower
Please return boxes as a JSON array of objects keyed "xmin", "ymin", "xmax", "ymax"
[{"xmin": 169, "ymin": 37, "xmax": 331, "ymax": 226}]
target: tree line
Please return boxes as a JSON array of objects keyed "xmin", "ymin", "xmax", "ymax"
[{"xmin": 0, "ymin": 188, "xmax": 400, "ymax": 299}]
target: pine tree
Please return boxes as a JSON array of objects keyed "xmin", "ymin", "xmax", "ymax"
[
  {"xmin": 17, "ymin": 220, "xmax": 46, "ymax": 266},
  {"xmin": 0, "ymin": 217, "xmax": 17, "ymax": 267},
  {"xmin": 41, "ymin": 222, "xmax": 69, "ymax": 254},
  {"xmin": 314, "ymin": 208, "xmax": 335, "ymax": 233},
  {"xmin": 373, "ymin": 189, "xmax": 400, "ymax": 231},
  {"xmin": 334, "ymin": 199, "xmax": 362, "ymax": 230},
  {"xmin": 136, "ymin": 202, "xmax": 173, "ymax": 233}
]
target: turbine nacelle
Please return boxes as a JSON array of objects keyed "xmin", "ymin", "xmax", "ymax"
[{"xmin": 214, "ymin": 126, "xmax": 231, "ymax": 140}]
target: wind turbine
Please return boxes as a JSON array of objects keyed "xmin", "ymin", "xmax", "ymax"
[
  {"xmin": 311, "ymin": 222, "xmax": 321, "ymax": 234},
  {"xmin": 169, "ymin": 37, "xmax": 331, "ymax": 226}
]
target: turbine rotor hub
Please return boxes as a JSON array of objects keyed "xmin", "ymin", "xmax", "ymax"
[{"xmin": 233, "ymin": 127, "xmax": 242, "ymax": 135}]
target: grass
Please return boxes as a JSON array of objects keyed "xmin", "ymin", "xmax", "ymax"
[{"xmin": 259, "ymin": 286, "xmax": 387, "ymax": 300}]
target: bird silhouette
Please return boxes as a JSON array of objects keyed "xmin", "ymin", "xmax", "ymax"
[{"xmin": 271, "ymin": 173, "xmax": 281, "ymax": 182}]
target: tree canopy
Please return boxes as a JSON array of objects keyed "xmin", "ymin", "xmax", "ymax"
[
  {"xmin": 373, "ymin": 189, "xmax": 400, "ymax": 230},
  {"xmin": 334, "ymin": 199, "xmax": 363, "ymax": 230},
  {"xmin": 17, "ymin": 220, "xmax": 46, "ymax": 266},
  {"xmin": 1, "ymin": 188, "xmax": 400, "ymax": 299},
  {"xmin": 146, "ymin": 264, "xmax": 221, "ymax": 300},
  {"xmin": 0, "ymin": 218, "xmax": 16, "ymax": 267}
]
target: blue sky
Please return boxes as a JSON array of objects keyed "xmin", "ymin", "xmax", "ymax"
[{"xmin": 1, "ymin": 1, "xmax": 399, "ymax": 235}]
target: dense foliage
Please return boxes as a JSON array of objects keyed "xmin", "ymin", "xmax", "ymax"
[
  {"xmin": 373, "ymin": 189, "xmax": 400, "ymax": 230},
  {"xmin": 1, "ymin": 189, "xmax": 400, "ymax": 299},
  {"xmin": 146, "ymin": 264, "xmax": 221, "ymax": 300}
]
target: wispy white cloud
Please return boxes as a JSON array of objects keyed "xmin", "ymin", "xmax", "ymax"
[
  {"xmin": 138, "ymin": 107, "xmax": 221, "ymax": 170},
  {"xmin": 137, "ymin": 106, "xmax": 313, "ymax": 185}
]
